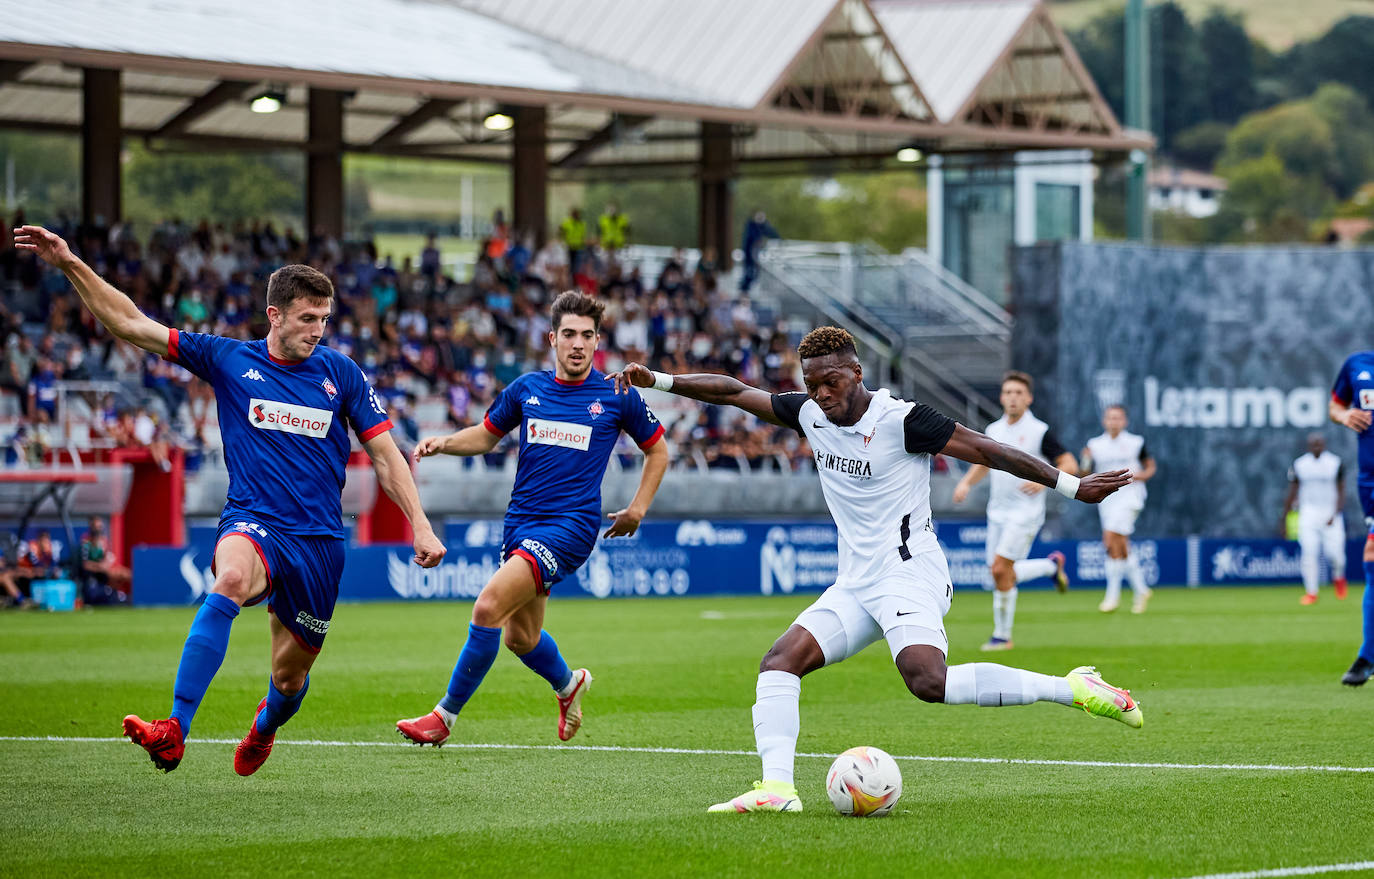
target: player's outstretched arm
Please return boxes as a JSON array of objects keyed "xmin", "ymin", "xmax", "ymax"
[
  {"xmin": 13, "ymin": 225, "xmax": 169, "ymax": 356},
  {"xmin": 951, "ymin": 463, "xmax": 989, "ymax": 504},
  {"xmin": 606, "ymin": 362, "xmax": 783, "ymax": 425},
  {"xmin": 604, "ymin": 436, "xmax": 668, "ymax": 539},
  {"xmin": 1280, "ymin": 478, "xmax": 1299, "ymax": 536},
  {"xmin": 412, "ymin": 424, "xmax": 502, "ymax": 461},
  {"xmin": 1330, "ymin": 397, "xmax": 1371, "ymax": 433},
  {"xmin": 939, "ymin": 423, "xmax": 1131, "ymax": 503},
  {"xmin": 363, "ymin": 430, "xmax": 446, "ymax": 567}
]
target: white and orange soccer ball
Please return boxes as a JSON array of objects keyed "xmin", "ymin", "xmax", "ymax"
[{"xmin": 825, "ymin": 746, "xmax": 903, "ymax": 817}]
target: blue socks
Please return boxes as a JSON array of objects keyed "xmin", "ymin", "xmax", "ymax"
[
  {"xmin": 517, "ymin": 630, "xmax": 573, "ymax": 692},
  {"xmin": 1361, "ymin": 561, "xmax": 1374, "ymax": 663},
  {"xmin": 439, "ymin": 623, "xmax": 502, "ymax": 716},
  {"xmin": 170, "ymin": 592, "xmax": 240, "ymax": 735},
  {"xmin": 256, "ymin": 674, "xmax": 310, "ymax": 736}
]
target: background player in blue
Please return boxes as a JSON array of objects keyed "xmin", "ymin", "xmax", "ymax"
[
  {"xmin": 1330, "ymin": 350, "xmax": 1374, "ymax": 686},
  {"xmin": 396, "ymin": 290, "xmax": 667, "ymax": 746},
  {"xmin": 13, "ymin": 224, "xmax": 447, "ymax": 773}
]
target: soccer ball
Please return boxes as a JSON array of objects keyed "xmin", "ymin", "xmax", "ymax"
[{"xmin": 825, "ymin": 746, "xmax": 902, "ymax": 817}]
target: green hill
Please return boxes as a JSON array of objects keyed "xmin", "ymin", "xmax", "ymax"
[{"xmin": 1048, "ymin": 0, "xmax": 1374, "ymax": 49}]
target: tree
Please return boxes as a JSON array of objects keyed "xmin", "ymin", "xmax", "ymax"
[
  {"xmin": 1198, "ymin": 8, "xmax": 1258, "ymax": 123},
  {"xmin": 1281, "ymin": 16, "xmax": 1374, "ymax": 114},
  {"xmin": 1151, "ymin": 2, "xmax": 1209, "ymax": 150},
  {"xmin": 122, "ymin": 143, "xmax": 303, "ymax": 230},
  {"xmin": 1172, "ymin": 122, "xmax": 1231, "ymax": 170},
  {"xmin": 1308, "ymin": 83, "xmax": 1374, "ymax": 199},
  {"xmin": 0, "ymin": 132, "xmax": 80, "ymax": 222},
  {"xmin": 1213, "ymin": 152, "xmax": 1331, "ymax": 242},
  {"xmin": 1067, "ymin": 8, "xmax": 1126, "ymax": 124}
]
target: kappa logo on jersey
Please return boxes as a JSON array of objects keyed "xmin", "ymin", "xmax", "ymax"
[
  {"xmin": 526, "ymin": 418, "xmax": 593, "ymax": 451},
  {"xmin": 587, "ymin": 399, "xmax": 605, "ymax": 419},
  {"xmin": 248, "ymin": 398, "xmax": 334, "ymax": 438},
  {"xmin": 242, "ymin": 369, "xmax": 265, "ymax": 382},
  {"xmin": 230, "ymin": 521, "xmax": 268, "ymax": 537},
  {"xmin": 1360, "ymin": 371, "xmax": 1372, "ymax": 381},
  {"xmin": 519, "ymin": 539, "xmax": 559, "ymax": 576},
  {"xmin": 525, "ymin": 395, "xmax": 541, "ymax": 406},
  {"xmin": 321, "ymin": 378, "xmax": 337, "ymax": 399}
]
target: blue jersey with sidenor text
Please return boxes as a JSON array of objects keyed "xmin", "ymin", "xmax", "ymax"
[
  {"xmin": 165, "ymin": 329, "xmax": 393, "ymax": 538},
  {"xmin": 483, "ymin": 369, "xmax": 664, "ymax": 536},
  {"xmin": 1332, "ymin": 351, "xmax": 1374, "ymax": 482}
]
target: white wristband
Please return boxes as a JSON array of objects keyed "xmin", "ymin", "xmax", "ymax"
[
  {"xmin": 650, "ymin": 370, "xmax": 674, "ymax": 392},
  {"xmin": 1055, "ymin": 471, "xmax": 1081, "ymax": 500}
]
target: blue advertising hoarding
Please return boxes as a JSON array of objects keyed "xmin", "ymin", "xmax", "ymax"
[{"xmin": 131, "ymin": 518, "xmax": 1359, "ymax": 606}]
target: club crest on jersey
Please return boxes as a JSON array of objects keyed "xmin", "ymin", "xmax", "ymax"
[
  {"xmin": 321, "ymin": 378, "xmax": 338, "ymax": 399},
  {"xmin": 587, "ymin": 399, "xmax": 605, "ymax": 419},
  {"xmin": 863, "ymin": 427, "xmax": 876, "ymax": 447}
]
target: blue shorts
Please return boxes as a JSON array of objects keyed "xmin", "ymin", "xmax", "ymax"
[
  {"xmin": 215, "ymin": 518, "xmax": 345, "ymax": 653},
  {"xmin": 502, "ymin": 516, "xmax": 596, "ymax": 594},
  {"xmin": 1360, "ymin": 482, "xmax": 1374, "ymax": 535}
]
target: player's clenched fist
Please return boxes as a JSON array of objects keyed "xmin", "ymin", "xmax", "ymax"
[
  {"xmin": 412, "ymin": 528, "xmax": 447, "ymax": 568},
  {"xmin": 606, "ymin": 362, "xmax": 654, "ymax": 394},
  {"xmin": 413, "ymin": 436, "xmax": 446, "ymax": 461}
]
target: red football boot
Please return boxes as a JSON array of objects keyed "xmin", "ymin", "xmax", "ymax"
[
  {"xmin": 1334, "ymin": 578, "xmax": 1349, "ymax": 600},
  {"xmin": 234, "ymin": 699, "xmax": 275, "ymax": 777},
  {"xmin": 557, "ymin": 668, "xmax": 593, "ymax": 741},
  {"xmin": 396, "ymin": 710, "xmax": 450, "ymax": 747},
  {"xmin": 122, "ymin": 715, "xmax": 185, "ymax": 772}
]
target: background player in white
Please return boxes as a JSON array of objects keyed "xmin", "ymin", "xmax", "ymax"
[
  {"xmin": 1281, "ymin": 433, "xmax": 1348, "ymax": 605},
  {"xmin": 609, "ymin": 327, "xmax": 1138, "ymax": 814},
  {"xmin": 1083, "ymin": 404, "xmax": 1156, "ymax": 613},
  {"xmin": 952, "ymin": 371, "xmax": 1075, "ymax": 650}
]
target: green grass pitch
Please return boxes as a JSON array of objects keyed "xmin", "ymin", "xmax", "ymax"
[{"xmin": 2, "ymin": 585, "xmax": 1371, "ymax": 879}]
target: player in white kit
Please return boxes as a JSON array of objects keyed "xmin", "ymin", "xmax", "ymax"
[
  {"xmin": 952, "ymin": 372, "xmax": 1076, "ymax": 650},
  {"xmin": 1083, "ymin": 405, "xmax": 1156, "ymax": 614},
  {"xmin": 1281, "ymin": 433, "xmax": 1348, "ymax": 605},
  {"xmin": 609, "ymin": 328, "xmax": 1139, "ymax": 814}
]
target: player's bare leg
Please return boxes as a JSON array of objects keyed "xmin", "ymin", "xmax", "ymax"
[
  {"xmin": 235, "ymin": 614, "xmax": 318, "ymax": 776},
  {"xmin": 398, "ymin": 557, "xmax": 541, "ymax": 745},
  {"xmin": 124, "ymin": 535, "xmax": 264, "ymax": 772},
  {"xmin": 708, "ymin": 625, "xmax": 824, "ymax": 813},
  {"xmin": 983, "ymin": 558, "xmax": 1017, "ymax": 650},
  {"xmin": 908, "ymin": 645, "xmax": 1142, "ymax": 728},
  {"xmin": 505, "ymin": 595, "xmax": 591, "ymax": 740}
]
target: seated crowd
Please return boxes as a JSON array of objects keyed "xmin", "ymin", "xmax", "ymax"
[{"xmin": 0, "ymin": 211, "xmax": 816, "ymax": 475}]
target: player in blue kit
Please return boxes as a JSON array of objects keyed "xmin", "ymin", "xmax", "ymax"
[
  {"xmin": 13, "ymin": 225, "xmax": 447, "ymax": 773},
  {"xmin": 396, "ymin": 291, "xmax": 668, "ymax": 746},
  {"xmin": 1331, "ymin": 351, "xmax": 1374, "ymax": 686}
]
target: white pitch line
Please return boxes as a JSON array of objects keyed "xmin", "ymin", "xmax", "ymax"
[
  {"xmin": 2, "ymin": 736, "xmax": 1374, "ymax": 774},
  {"xmin": 1175, "ymin": 861, "xmax": 1374, "ymax": 879}
]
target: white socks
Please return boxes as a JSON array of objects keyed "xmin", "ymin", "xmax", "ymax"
[
  {"xmin": 1104, "ymin": 558, "xmax": 1125, "ymax": 605},
  {"xmin": 753, "ymin": 670, "xmax": 801, "ymax": 785},
  {"xmin": 944, "ymin": 662, "xmax": 1074, "ymax": 707},
  {"xmin": 1299, "ymin": 542, "xmax": 1320, "ymax": 595},
  {"xmin": 433, "ymin": 705, "xmax": 457, "ymax": 728},
  {"xmin": 992, "ymin": 587, "xmax": 1018, "ymax": 640},
  {"xmin": 1013, "ymin": 558, "xmax": 1056, "ymax": 583},
  {"xmin": 1125, "ymin": 552, "xmax": 1148, "ymax": 596}
]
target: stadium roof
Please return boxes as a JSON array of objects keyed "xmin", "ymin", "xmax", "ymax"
[{"xmin": 0, "ymin": 0, "xmax": 1150, "ymax": 174}]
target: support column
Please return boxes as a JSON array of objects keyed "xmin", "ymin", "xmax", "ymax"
[
  {"xmin": 512, "ymin": 106, "xmax": 548, "ymax": 247},
  {"xmin": 698, "ymin": 121, "xmax": 735, "ymax": 268},
  {"xmin": 81, "ymin": 68, "xmax": 121, "ymax": 228},
  {"xmin": 307, "ymin": 88, "xmax": 345, "ymax": 240}
]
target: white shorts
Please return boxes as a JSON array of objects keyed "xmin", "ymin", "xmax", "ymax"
[
  {"xmin": 986, "ymin": 517, "xmax": 1042, "ymax": 564},
  {"xmin": 1298, "ymin": 512, "xmax": 1346, "ymax": 562},
  {"xmin": 794, "ymin": 550, "xmax": 952, "ymax": 665},
  {"xmin": 1098, "ymin": 493, "xmax": 1143, "ymax": 536}
]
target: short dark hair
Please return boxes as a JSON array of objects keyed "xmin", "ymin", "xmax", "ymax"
[
  {"xmin": 266, "ymin": 264, "xmax": 334, "ymax": 313},
  {"xmin": 1002, "ymin": 370, "xmax": 1033, "ymax": 393},
  {"xmin": 1105, "ymin": 403, "xmax": 1128, "ymax": 417},
  {"xmin": 550, "ymin": 290, "xmax": 605, "ymax": 332},
  {"xmin": 797, "ymin": 326, "xmax": 857, "ymax": 360}
]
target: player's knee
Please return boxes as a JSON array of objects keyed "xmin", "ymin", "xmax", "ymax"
[
  {"xmin": 210, "ymin": 567, "xmax": 250, "ymax": 603},
  {"xmin": 272, "ymin": 669, "xmax": 307, "ymax": 697},
  {"xmin": 471, "ymin": 593, "xmax": 506, "ymax": 628},
  {"xmin": 503, "ymin": 630, "xmax": 537, "ymax": 655},
  {"xmin": 759, "ymin": 644, "xmax": 809, "ymax": 677},
  {"xmin": 990, "ymin": 558, "xmax": 1013, "ymax": 578},
  {"xmin": 902, "ymin": 665, "xmax": 945, "ymax": 703}
]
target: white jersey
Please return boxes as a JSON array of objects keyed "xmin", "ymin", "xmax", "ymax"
[
  {"xmin": 773, "ymin": 388, "xmax": 956, "ymax": 587},
  {"xmin": 984, "ymin": 410, "xmax": 1066, "ymax": 524},
  {"xmin": 1086, "ymin": 429, "xmax": 1149, "ymax": 505},
  {"xmin": 1290, "ymin": 451, "xmax": 1343, "ymax": 519}
]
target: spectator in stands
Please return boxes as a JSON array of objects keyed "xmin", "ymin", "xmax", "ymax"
[
  {"xmin": 0, "ymin": 549, "xmax": 33, "ymax": 608},
  {"xmin": 17, "ymin": 530, "xmax": 60, "ymax": 589},
  {"xmin": 559, "ymin": 207, "xmax": 588, "ymax": 275},
  {"xmin": 741, "ymin": 209, "xmax": 779, "ymax": 292},
  {"xmin": 78, "ymin": 515, "xmax": 130, "ymax": 605},
  {"xmin": 598, "ymin": 203, "xmax": 629, "ymax": 254},
  {"xmin": 420, "ymin": 233, "xmax": 441, "ymax": 280}
]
